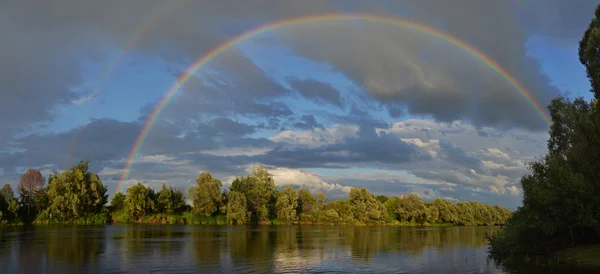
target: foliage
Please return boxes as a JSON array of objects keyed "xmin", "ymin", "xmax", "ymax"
[
  {"xmin": 275, "ymin": 186, "xmax": 298, "ymax": 223},
  {"xmin": 156, "ymin": 184, "xmax": 185, "ymax": 214},
  {"xmin": 191, "ymin": 172, "xmax": 223, "ymax": 216},
  {"xmin": 297, "ymin": 189, "xmax": 316, "ymax": 215},
  {"xmin": 349, "ymin": 188, "xmax": 389, "ymax": 223},
  {"xmin": 124, "ymin": 182, "xmax": 156, "ymax": 219},
  {"xmin": 36, "ymin": 161, "xmax": 108, "ymax": 223},
  {"xmin": 0, "ymin": 184, "xmax": 19, "ymax": 223},
  {"xmin": 110, "ymin": 192, "xmax": 126, "ymax": 212},
  {"xmin": 579, "ymin": 5, "xmax": 600, "ymax": 100},
  {"xmin": 229, "ymin": 165, "xmax": 276, "ymax": 222},
  {"xmin": 490, "ymin": 6, "xmax": 600, "ymax": 260},
  {"xmin": 226, "ymin": 191, "xmax": 248, "ymax": 224},
  {"xmin": 2, "ymin": 162, "xmax": 512, "ymax": 227}
]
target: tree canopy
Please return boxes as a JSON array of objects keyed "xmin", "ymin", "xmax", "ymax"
[{"xmin": 489, "ymin": 4, "xmax": 600, "ymax": 260}]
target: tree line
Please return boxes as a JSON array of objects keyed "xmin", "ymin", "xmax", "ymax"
[{"xmin": 0, "ymin": 161, "xmax": 512, "ymax": 226}]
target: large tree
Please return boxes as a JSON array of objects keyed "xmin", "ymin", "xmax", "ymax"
[
  {"xmin": 124, "ymin": 182, "xmax": 155, "ymax": 218},
  {"xmin": 230, "ymin": 165, "xmax": 276, "ymax": 222},
  {"xmin": 18, "ymin": 169, "xmax": 46, "ymax": 216},
  {"xmin": 156, "ymin": 184, "xmax": 185, "ymax": 214},
  {"xmin": 191, "ymin": 172, "xmax": 223, "ymax": 216},
  {"xmin": 39, "ymin": 161, "xmax": 108, "ymax": 222},
  {"xmin": 275, "ymin": 186, "xmax": 298, "ymax": 223},
  {"xmin": 0, "ymin": 184, "xmax": 19, "ymax": 222},
  {"xmin": 579, "ymin": 5, "xmax": 600, "ymax": 100},
  {"xmin": 490, "ymin": 4, "xmax": 600, "ymax": 257}
]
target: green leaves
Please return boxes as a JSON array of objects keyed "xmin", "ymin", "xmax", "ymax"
[
  {"xmin": 36, "ymin": 161, "xmax": 108, "ymax": 223},
  {"xmin": 275, "ymin": 186, "xmax": 298, "ymax": 223},
  {"xmin": 491, "ymin": 6, "xmax": 600, "ymax": 258},
  {"xmin": 192, "ymin": 172, "xmax": 223, "ymax": 216}
]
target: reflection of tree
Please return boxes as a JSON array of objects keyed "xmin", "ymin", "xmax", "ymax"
[
  {"xmin": 122, "ymin": 225, "xmax": 186, "ymax": 257},
  {"xmin": 346, "ymin": 226, "xmax": 501, "ymax": 261},
  {"xmin": 228, "ymin": 226, "xmax": 275, "ymax": 273},
  {"xmin": 192, "ymin": 227, "xmax": 223, "ymax": 265},
  {"xmin": 44, "ymin": 226, "xmax": 106, "ymax": 272}
]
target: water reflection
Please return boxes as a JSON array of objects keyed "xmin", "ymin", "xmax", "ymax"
[{"xmin": 0, "ymin": 225, "xmax": 594, "ymax": 273}]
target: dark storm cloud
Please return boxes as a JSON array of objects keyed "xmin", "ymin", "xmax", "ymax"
[{"xmin": 0, "ymin": 0, "xmax": 591, "ymax": 204}]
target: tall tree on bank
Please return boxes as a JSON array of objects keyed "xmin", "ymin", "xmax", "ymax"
[
  {"xmin": 191, "ymin": 172, "xmax": 223, "ymax": 216},
  {"xmin": 275, "ymin": 186, "xmax": 298, "ymax": 223},
  {"xmin": 38, "ymin": 161, "xmax": 108, "ymax": 222},
  {"xmin": 18, "ymin": 169, "xmax": 46, "ymax": 216},
  {"xmin": 0, "ymin": 184, "xmax": 19, "ymax": 222},
  {"xmin": 490, "ymin": 4, "xmax": 600, "ymax": 258},
  {"xmin": 579, "ymin": 5, "xmax": 600, "ymax": 101},
  {"xmin": 125, "ymin": 182, "xmax": 155, "ymax": 219}
]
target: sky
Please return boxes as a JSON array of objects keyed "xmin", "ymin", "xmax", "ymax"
[{"xmin": 1, "ymin": 0, "xmax": 598, "ymax": 209}]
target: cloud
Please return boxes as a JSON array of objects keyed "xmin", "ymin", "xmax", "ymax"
[
  {"xmin": 268, "ymin": 167, "xmax": 352, "ymax": 193},
  {"xmin": 272, "ymin": 1, "xmax": 560, "ymax": 130},
  {"xmin": 287, "ymin": 78, "xmax": 344, "ymax": 109},
  {"xmin": 270, "ymin": 124, "xmax": 359, "ymax": 148},
  {"xmin": 2, "ymin": 0, "xmax": 584, "ymax": 208}
]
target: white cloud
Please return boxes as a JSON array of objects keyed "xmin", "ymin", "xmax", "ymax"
[
  {"xmin": 268, "ymin": 167, "xmax": 352, "ymax": 193},
  {"xmin": 269, "ymin": 124, "xmax": 359, "ymax": 147}
]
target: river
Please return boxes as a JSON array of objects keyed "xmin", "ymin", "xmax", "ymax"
[{"xmin": 0, "ymin": 225, "xmax": 595, "ymax": 273}]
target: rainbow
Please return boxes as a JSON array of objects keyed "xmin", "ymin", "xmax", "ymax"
[
  {"xmin": 116, "ymin": 13, "xmax": 552, "ymax": 194},
  {"xmin": 66, "ymin": 2, "xmax": 187, "ymax": 167}
]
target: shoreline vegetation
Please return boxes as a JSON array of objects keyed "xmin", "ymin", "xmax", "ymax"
[
  {"xmin": 0, "ymin": 162, "xmax": 512, "ymax": 227},
  {"xmin": 487, "ymin": 5, "xmax": 600, "ymax": 269}
]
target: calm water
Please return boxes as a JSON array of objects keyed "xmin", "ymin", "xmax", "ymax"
[{"xmin": 0, "ymin": 225, "xmax": 595, "ymax": 274}]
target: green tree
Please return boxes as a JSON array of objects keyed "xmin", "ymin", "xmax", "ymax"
[
  {"xmin": 316, "ymin": 191, "xmax": 328, "ymax": 210},
  {"xmin": 327, "ymin": 200, "xmax": 354, "ymax": 224},
  {"xmin": 230, "ymin": 166, "xmax": 276, "ymax": 222},
  {"xmin": 396, "ymin": 194, "xmax": 428, "ymax": 224},
  {"xmin": 0, "ymin": 184, "xmax": 19, "ymax": 221},
  {"xmin": 348, "ymin": 188, "xmax": 387, "ymax": 223},
  {"xmin": 38, "ymin": 161, "xmax": 108, "ymax": 222},
  {"xmin": 110, "ymin": 192, "xmax": 126, "ymax": 212},
  {"xmin": 156, "ymin": 184, "xmax": 185, "ymax": 214},
  {"xmin": 579, "ymin": 5, "xmax": 600, "ymax": 100},
  {"xmin": 275, "ymin": 186, "xmax": 298, "ymax": 223},
  {"xmin": 297, "ymin": 189, "xmax": 316, "ymax": 214},
  {"xmin": 191, "ymin": 172, "xmax": 222, "ymax": 216},
  {"xmin": 124, "ymin": 182, "xmax": 155, "ymax": 218},
  {"xmin": 376, "ymin": 195, "xmax": 389, "ymax": 204},
  {"xmin": 226, "ymin": 191, "xmax": 248, "ymax": 224}
]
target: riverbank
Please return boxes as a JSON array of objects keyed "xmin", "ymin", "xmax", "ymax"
[
  {"xmin": 556, "ymin": 245, "xmax": 600, "ymax": 267},
  {"xmin": 0, "ymin": 211, "xmax": 475, "ymax": 227}
]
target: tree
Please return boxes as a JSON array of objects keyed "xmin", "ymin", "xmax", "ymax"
[
  {"xmin": 226, "ymin": 191, "xmax": 248, "ymax": 224},
  {"xmin": 124, "ymin": 182, "xmax": 155, "ymax": 218},
  {"xmin": 156, "ymin": 184, "xmax": 185, "ymax": 214},
  {"xmin": 230, "ymin": 166, "xmax": 276, "ymax": 222},
  {"xmin": 38, "ymin": 161, "xmax": 108, "ymax": 222},
  {"xmin": 110, "ymin": 192, "xmax": 126, "ymax": 212},
  {"xmin": 376, "ymin": 195, "xmax": 389, "ymax": 204},
  {"xmin": 192, "ymin": 172, "xmax": 222, "ymax": 216},
  {"xmin": 18, "ymin": 169, "xmax": 45, "ymax": 216},
  {"xmin": 297, "ymin": 189, "xmax": 316, "ymax": 214},
  {"xmin": 275, "ymin": 186, "xmax": 298, "ymax": 223},
  {"xmin": 316, "ymin": 192, "xmax": 328, "ymax": 210},
  {"xmin": 579, "ymin": 5, "xmax": 600, "ymax": 100},
  {"xmin": 348, "ymin": 188, "xmax": 387, "ymax": 223},
  {"xmin": 0, "ymin": 184, "xmax": 19, "ymax": 221}
]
